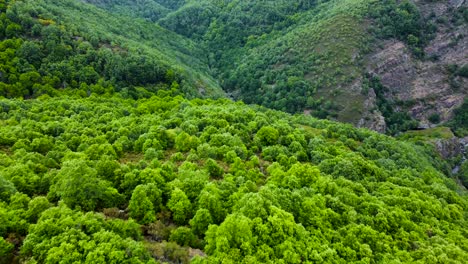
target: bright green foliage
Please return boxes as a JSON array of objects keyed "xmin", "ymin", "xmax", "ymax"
[
  {"xmin": 205, "ymin": 158, "xmax": 223, "ymax": 178},
  {"xmin": 0, "ymin": 175, "xmax": 16, "ymax": 202},
  {"xmin": 0, "ymin": 89, "xmax": 467, "ymax": 263},
  {"xmin": 0, "ymin": 0, "xmax": 465, "ymax": 262},
  {"xmin": 167, "ymin": 188, "xmax": 192, "ymax": 225},
  {"xmin": 128, "ymin": 184, "xmax": 158, "ymax": 225},
  {"xmin": 190, "ymin": 209, "xmax": 213, "ymax": 237},
  {"xmin": 26, "ymin": 196, "xmax": 51, "ymax": 222},
  {"xmin": 169, "ymin": 227, "xmax": 197, "ymax": 247},
  {"xmin": 0, "ymin": 237, "xmax": 13, "ymax": 261},
  {"xmin": 51, "ymin": 160, "xmax": 123, "ymax": 211},
  {"xmin": 0, "ymin": 0, "xmax": 223, "ymax": 99},
  {"xmin": 175, "ymin": 132, "xmax": 200, "ymax": 152},
  {"xmin": 197, "ymin": 183, "xmax": 226, "ymax": 224},
  {"xmin": 20, "ymin": 203, "xmax": 155, "ymax": 263},
  {"xmin": 255, "ymin": 126, "xmax": 280, "ymax": 147}
]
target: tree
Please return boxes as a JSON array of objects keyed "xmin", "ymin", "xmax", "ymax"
[
  {"xmin": 20, "ymin": 203, "xmax": 156, "ymax": 264},
  {"xmin": 255, "ymin": 126, "xmax": 279, "ymax": 146},
  {"xmin": 26, "ymin": 196, "xmax": 51, "ymax": 222},
  {"xmin": 0, "ymin": 237, "xmax": 13, "ymax": 264},
  {"xmin": 175, "ymin": 132, "xmax": 200, "ymax": 152},
  {"xmin": 198, "ymin": 183, "xmax": 226, "ymax": 224},
  {"xmin": 128, "ymin": 184, "xmax": 156, "ymax": 225},
  {"xmin": 51, "ymin": 160, "xmax": 122, "ymax": 211},
  {"xmin": 169, "ymin": 226, "xmax": 197, "ymax": 247},
  {"xmin": 0, "ymin": 176, "xmax": 16, "ymax": 202},
  {"xmin": 205, "ymin": 158, "xmax": 224, "ymax": 178},
  {"xmin": 167, "ymin": 188, "xmax": 191, "ymax": 225},
  {"xmin": 190, "ymin": 208, "xmax": 213, "ymax": 237}
]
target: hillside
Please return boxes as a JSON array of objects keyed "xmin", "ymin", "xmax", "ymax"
[
  {"xmin": 1, "ymin": 0, "xmax": 466, "ymax": 134},
  {"xmin": 1, "ymin": 93, "xmax": 467, "ymax": 263},
  {"xmin": 1, "ymin": 0, "xmax": 468, "ymax": 263},
  {"xmin": 87, "ymin": 0, "xmax": 467, "ymax": 135},
  {"xmin": 0, "ymin": 0, "xmax": 224, "ymax": 99}
]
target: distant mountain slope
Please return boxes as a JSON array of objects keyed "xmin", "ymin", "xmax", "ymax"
[
  {"xmin": 4, "ymin": 0, "xmax": 467, "ymax": 134},
  {"xmin": 83, "ymin": 0, "xmax": 172, "ymax": 21},
  {"xmin": 151, "ymin": 0, "xmax": 467, "ymax": 134},
  {"xmin": 0, "ymin": 0, "xmax": 224, "ymax": 99},
  {"xmin": 363, "ymin": 0, "xmax": 467, "ymax": 132},
  {"xmin": 214, "ymin": 0, "xmax": 373, "ymax": 117}
]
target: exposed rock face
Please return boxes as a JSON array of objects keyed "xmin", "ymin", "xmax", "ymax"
[
  {"xmin": 357, "ymin": 88, "xmax": 387, "ymax": 133},
  {"xmin": 434, "ymin": 137, "xmax": 464, "ymax": 160},
  {"xmin": 360, "ymin": 0, "xmax": 467, "ymax": 130}
]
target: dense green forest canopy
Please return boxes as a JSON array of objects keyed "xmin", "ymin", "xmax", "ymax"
[
  {"xmin": 0, "ymin": 0, "xmax": 224, "ymax": 99},
  {"xmin": 0, "ymin": 92, "xmax": 467, "ymax": 263},
  {"xmin": 0, "ymin": 0, "xmax": 467, "ymax": 263}
]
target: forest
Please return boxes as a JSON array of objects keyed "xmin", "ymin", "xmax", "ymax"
[
  {"xmin": 0, "ymin": 93, "xmax": 467, "ymax": 263},
  {"xmin": 0, "ymin": 0, "xmax": 467, "ymax": 263}
]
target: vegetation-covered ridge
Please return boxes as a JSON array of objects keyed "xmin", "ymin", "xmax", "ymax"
[
  {"xmin": 63, "ymin": 0, "xmax": 468, "ymax": 135},
  {"xmin": 1, "ymin": 93, "xmax": 467, "ymax": 263},
  {"xmin": 0, "ymin": 0, "xmax": 466, "ymax": 134},
  {"xmin": 0, "ymin": 0, "xmax": 224, "ymax": 99}
]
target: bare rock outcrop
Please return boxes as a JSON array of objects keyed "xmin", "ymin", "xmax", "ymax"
[
  {"xmin": 360, "ymin": 0, "xmax": 467, "ymax": 129},
  {"xmin": 434, "ymin": 137, "xmax": 464, "ymax": 159},
  {"xmin": 358, "ymin": 88, "xmax": 387, "ymax": 133}
]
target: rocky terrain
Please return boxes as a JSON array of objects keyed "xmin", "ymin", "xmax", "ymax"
[{"xmin": 362, "ymin": 0, "xmax": 467, "ymax": 130}]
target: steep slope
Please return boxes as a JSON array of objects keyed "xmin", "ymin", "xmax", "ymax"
[
  {"xmin": 82, "ymin": 0, "xmax": 172, "ymax": 21},
  {"xmin": 92, "ymin": 0, "xmax": 466, "ymax": 134},
  {"xmin": 364, "ymin": 0, "xmax": 467, "ymax": 131},
  {"xmin": 215, "ymin": 0, "xmax": 374, "ymax": 117},
  {"xmin": 1, "ymin": 1, "xmax": 468, "ymax": 262},
  {"xmin": 0, "ymin": 94, "xmax": 467, "ymax": 263},
  {"xmin": 0, "ymin": 0, "xmax": 224, "ymax": 99}
]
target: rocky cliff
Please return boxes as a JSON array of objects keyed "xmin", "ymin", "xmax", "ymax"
[{"xmin": 361, "ymin": 0, "xmax": 467, "ymax": 131}]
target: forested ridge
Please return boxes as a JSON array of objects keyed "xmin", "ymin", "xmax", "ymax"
[
  {"xmin": 1, "ymin": 0, "xmax": 466, "ymax": 133},
  {"xmin": 1, "ymin": 93, "xmax": 467, "ymax": 263},
  {"xmin": 0, "ymin": 0, "xmax": 224, "ymax": 99},
  {"xmin": 1, "ymin": 0, "xmax": 468, "ymax": 263}
]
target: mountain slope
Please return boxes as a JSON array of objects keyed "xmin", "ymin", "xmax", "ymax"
[
  {"xmin": 19, "ymin": 0, "xmax": 467, "ymax": 134},
  {"xmin": 0, "ymin": 94, "xmax": 467, "ymax": 263},
  {"xmin": 0, "ymin": 0, "xmax": 224, "ymax": 99},
  {"xmin": 88, "ymin": 0, "xmax": 467, "ymax": 134},
  {"xmin": 83, "ymin": 0, "xmax": 172, "ymax": 21},
  {"xmin": 1, "ymin": 1, "xmax": 468, "ymax": 263},
  {"xmin": 364, "ymin": 0, "xmax": 467, "ymax": 130}
]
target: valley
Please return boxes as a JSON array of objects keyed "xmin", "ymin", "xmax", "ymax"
[{"xmin": 0, "ymin": 0, "xmax": 467, "ymax": 263}]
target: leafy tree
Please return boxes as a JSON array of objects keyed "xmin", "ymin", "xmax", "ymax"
[
  {"xmin": 190, "ymin": 208, "xmax": 213, "ymax": 237},
  {"xmin": 167, "ymin": 188, "xmax": 192, "ymax": 225},
  {"xmin": 169, "ymin": 226, "xmax": 197, "ymax": 247},
  {"xmin": 0, "ymin": 237, "xmax": 14, "ymax": 264},
  {"xmin": 128, "ymin": 184, "xmax": 156, "ymax": 225},
  {"xmin": 175, "ymin": 131, "xmax": 200, "ymax": 152},
  {"xmin": 26, "ymin": 196, "xmax": 51, "ymax": 222},
  {"xmin": 0, "ymin": 176, "xmax": 16, "ymax": 202},
  {"xmin": 205, "ymin": 158, "xmax": 224, "ymax": 178},
  {"xmin": 255, "ymin": 126, "xmax": 280, "ymax": 146},
  {"xmin": 21, "ymin": 203, "xmax": 155, "ymax": 264},
  {"xmin": 51, "ymin": 160, "xmax": 122, "ymax": 211}
]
